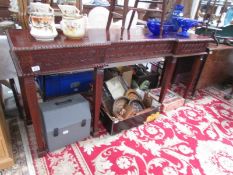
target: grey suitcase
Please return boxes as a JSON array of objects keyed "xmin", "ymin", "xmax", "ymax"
[{"xmin": 39, "ymin": 94, "xmax": 91, "ymax": 152}]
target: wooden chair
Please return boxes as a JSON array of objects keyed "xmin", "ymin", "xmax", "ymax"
[{"xmin": 106, "ymin": 0, "xmax": 168, "ymax": 38}]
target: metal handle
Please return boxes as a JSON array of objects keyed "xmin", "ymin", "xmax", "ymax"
[
  {"xmin": 81, "ymin": 119, "xmax": 86, "ymax": 127},
  {"xmin": 53, "ymin": 128, "xmax": 59, "ymax": 137}
]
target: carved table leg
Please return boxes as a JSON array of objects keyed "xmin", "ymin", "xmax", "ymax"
[
  {"xmin": 21, "ymin": 76, "xmax": 46, "ymax": 157},
  {"xmin": 183, "ymin": 55, "xmax": 203, "ymax": 99},
  {"xmin": 159, "ymin": 57, "xmax": 177, "ymax": 103},
  {"xmin": 92, "ymin": 68, "xmax": 104, "ymax": 136},
  {"xmin": 19, "ymin": 77, "xmax": 32, "ymax": 125}
]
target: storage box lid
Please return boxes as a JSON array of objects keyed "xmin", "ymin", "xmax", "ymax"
[{"xmin": 39, "ymin": 94, "xmax": 91, "ymax": 132}]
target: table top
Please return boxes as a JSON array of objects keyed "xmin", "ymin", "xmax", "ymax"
[
  {"xmin": 6, "ymin": 27, "xmax": 213, "ymax": 77},
  {"xmin": 7, "ymin": 27, "xmax": 213, "ymax": 51}
]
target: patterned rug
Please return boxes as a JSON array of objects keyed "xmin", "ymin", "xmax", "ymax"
[
  {"xmin": 1, "ymin": 118, "xmax": 34, "ymax": 175},
  {"xmin": 27, "ymin": 86, "xmax": 233, "ymax": 175}
]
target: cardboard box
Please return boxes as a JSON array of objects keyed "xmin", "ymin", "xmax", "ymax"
[
  {"xmin": 149, "ymin": 88, "xmax": 185, "ymax": 112},
  {"xmin": 117, "ymin": 66, "xmax": 133, "ymax": 87}
]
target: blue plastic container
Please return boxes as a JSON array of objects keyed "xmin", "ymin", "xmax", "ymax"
[{"xmin": 37, "ymin": 71, "xmax": 94, "ymax": 99}]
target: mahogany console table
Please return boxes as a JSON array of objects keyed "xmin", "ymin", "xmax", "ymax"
[{"xmin": 7, "ymin": 28, "xmax": 212, "ymax": 156}]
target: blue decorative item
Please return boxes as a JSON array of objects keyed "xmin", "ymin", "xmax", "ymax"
[
  {"xmin": 166, "ymin": 4, "xmax": 184, "ymax": 32},
  {"xmin": 174, "ymin": 17, "xmax": 201, "ymax": 37},
  {"xmin": 147, "ymin": 18, "xmax": 160, "ymax": 35},
  {"xmin": 147, "ymin": 18, "xmax": 173, "ymax": 36},
  {"xmin": 172, "ymin": 4, "xmax": 184, "ymax": 16}
]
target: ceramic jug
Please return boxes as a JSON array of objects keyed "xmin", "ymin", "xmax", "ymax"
[
  {"xmin": 59, "ymin": 5, "xmax": 87, "ymax": 39},
  {"xmin": 29, "ymin": 3, "xmax": 57, "ymax": 41}
]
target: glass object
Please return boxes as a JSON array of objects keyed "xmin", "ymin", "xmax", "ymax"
[
  {"xmin": 147, "ymin": 18, "xmax": 160, "ymax": 35},
  {"xmin": 172, "ymin": 4, "xmax": 184, "ymax": 16},
  {"xmin": 147, "ymin": 18, "xmax": 172, "ymax": 36},
  {"xmin": 174, "ymin": 17, "xmax": 201, "ymax": 37},
  {"xmin": 166, "ymin": 4, "xmax": 184, "ymax": 32}
]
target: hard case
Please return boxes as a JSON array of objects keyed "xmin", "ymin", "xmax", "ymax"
[{"xmin": 39, "ymin": 94, "xmax": 91, "ymax": 152}]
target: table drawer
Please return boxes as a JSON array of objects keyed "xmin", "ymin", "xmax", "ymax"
[
  {"xmin": 16, "ymin": 47, "xmax": 106, "ymax": 75},
  {"xmin": 106, "ymin": 41, "xmax": 174, "ymax": 63},
  {"xmin": 174, "ymin": 42, "xmax": 208, "ymax": 55}
]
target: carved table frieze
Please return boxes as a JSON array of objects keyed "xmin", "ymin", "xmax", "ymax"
[
  {"xmin": 174, "ymin": 41, "xmax": 208, "ymax": 55},
  {"xmin": 106, "ymin": 41, "xmax": 174, "ymax": 63},
  {"xmin": 16, "ymin": 47, "xmax": 107, "ymax": 75}
]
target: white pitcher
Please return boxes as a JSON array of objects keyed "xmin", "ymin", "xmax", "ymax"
[{"xmin": 59, "ymin": 5, "xmax": 87, "ymax": 39}]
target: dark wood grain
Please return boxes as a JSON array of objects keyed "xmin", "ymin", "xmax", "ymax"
[
  {"xmin": 93, "ymin": 67, "xmax": 104, "ymax": 135},
  {"xmin": 7, "ymin": 28, "xmax": 212, "ymax": 156},
  {"xmin": 197, "ymin": 44, "xmax": 233, "ymax": 89},
  {"xmin": 21, "ymin": 76, "xmax": 45, "ymax": 154},
  {"xmin": 183, "ymin": 55, "xmax": 204, "ymax": 98},
  {"xmin": 159, "ymin": 56, "xmax": 177, "ymax": 103}
]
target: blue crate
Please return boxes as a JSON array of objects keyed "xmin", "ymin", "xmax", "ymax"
[{"xmin": 37, "ymin": 71, "xmax": 93, "ymax": 99}]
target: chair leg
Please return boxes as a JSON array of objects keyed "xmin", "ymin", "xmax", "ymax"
[
  {"xmin": 127, "ymin": 0, "xmax": 139, "ymax": 30},
  {"xmin": 0, "ymin": 80, "xmax": 11, "ymax": 113},
  {"xmin": 121, "ymin": 0, "xmax": 129, "ymax": 39},
  {"xmin": 0, "ymin": 84, "xmax": 5, "ymax": 113},
  {"xmin": 106, "ymin": 0, "xmax": 116, "ymax": 30},
  {"xmin": 9, "ymin": 78, "xmax": 24, "ymax": 119}
]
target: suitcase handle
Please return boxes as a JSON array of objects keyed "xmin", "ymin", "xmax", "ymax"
[
  {"xmin": 81, "ymin": 119, "xmax": 86, "ymax": 127},
  {"xmin": 53, "ymin": 128, "xmax": 59, "ymax": 137},
  {"xmin": 55, "ymin": 99, "xmax": 72, "ymax": 106}
]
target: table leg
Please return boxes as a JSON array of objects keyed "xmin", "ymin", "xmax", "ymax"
[
  {"xmin": 93, "ymin": 68, "xmax": 104, "ymax": 136},
  {"xmin": 21, "ymin": 76, "xmax": 46, "ymax": 156},
  {"xmin": 183, "ymin": 55, "xmax": 203, "ymax": 99},
  {"xmin": 191, "ymin": 55, "xmax": 207, "ymax": 97},
  {"xmin": 18, "ymin": 77, "xmax": 31, "ymax": 125},
  {"xmin": 159, "ymin": 57, "xmax": 177, "ymax": 103}
]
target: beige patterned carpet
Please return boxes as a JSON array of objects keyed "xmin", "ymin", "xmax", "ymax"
[{"xmin": 0, "ymin": 118, "xmax": 35, "ymax": 175}]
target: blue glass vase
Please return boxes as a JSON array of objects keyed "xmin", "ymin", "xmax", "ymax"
[
  {"xmin": 147, "ymin": 18, "xmax": 172, "ymax": 36},
  {"xmin": 174, "ymin": 17, "xmax": 200, "ymax": 37},
  {"xmin": 147, "ymin": 18, "xmax": 160, "ymax": 36},
  {"xmin": 172, "ymin": 4, "xmax": 184, "ymax": 16},
  {"xmin": 166, "ymin": 4, "xmax": 184, "ymax": 32}
]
